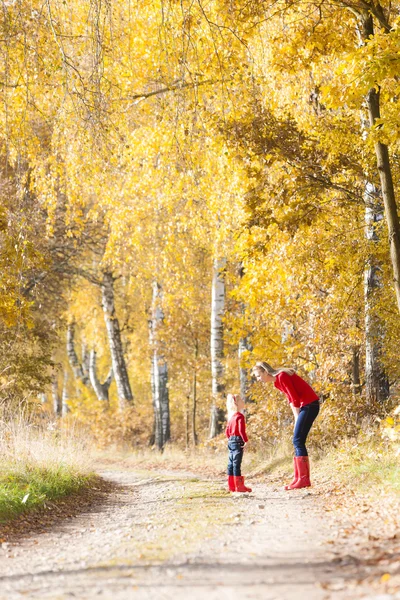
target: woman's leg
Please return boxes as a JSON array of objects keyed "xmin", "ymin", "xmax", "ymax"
[
  {"xmin": 293, "ymin": 402, "xmax": 320, "ymax": 456},
  {"xmin": 290, "ymin": 402, "xmax": 320, "ymax": 489}
]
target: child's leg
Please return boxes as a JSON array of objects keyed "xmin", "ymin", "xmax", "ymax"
[
  {"xmin": 232, "ymin": 446, "xmax": 243, "ymax": 476},
  {"xmin": 227, "ymin": 446, "xmax": 234, "ymax": 476}
]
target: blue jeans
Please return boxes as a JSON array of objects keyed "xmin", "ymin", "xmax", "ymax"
[
  {"xmin": 293, "ymin": 400, "xmax": 320, "ymax": 456},
  {"xmin": 227, "ymin": 436, "xmax": 244, "ymax": 476}
]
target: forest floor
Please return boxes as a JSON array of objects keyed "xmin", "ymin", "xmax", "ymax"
[{"xmin": 0, "ymin": 460, "xmax": 399, "ymax": 600}]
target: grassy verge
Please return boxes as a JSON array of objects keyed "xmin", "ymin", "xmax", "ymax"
[
  {"xmin": 0, "ymin": 416, "xmax": 95, "ymax": 523},
  {"xmin": 314, "ymin": 439, "xmax": 400, "ymax": 493}
]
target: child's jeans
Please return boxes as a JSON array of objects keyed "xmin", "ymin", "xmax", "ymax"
[{"xmin": 227, "ymin": 435, "xmax": 245, "ymax": 476}]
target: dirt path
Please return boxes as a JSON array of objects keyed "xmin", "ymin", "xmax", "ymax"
[{"xmin": 0, "ymin": 468, "xmax": 396, "ymax": 600}]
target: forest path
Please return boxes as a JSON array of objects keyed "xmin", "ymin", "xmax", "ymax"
[{"xmin": 0, "ymin": 467, "xmax": 392, "ymax": 600}]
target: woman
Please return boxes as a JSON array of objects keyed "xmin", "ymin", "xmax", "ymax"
[{"xmin": 252, "ymin": 361, "xmax": 320, "ymax": 489}]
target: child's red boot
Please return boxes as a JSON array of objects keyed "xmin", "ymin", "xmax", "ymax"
[
  {"xmin": 228, "ymin": 475, "xmax": 235, "ymax": 492},
  {"xmin": 289, "ymin": 456, "xmax": 311, "ymax": 489},
  {"xmin": 284, "ymin": 457, "xmax": 299, "ymax": 490},
  {"xmin": 234, "ymin": 476, "xmax": 252, "ymax": 493}
]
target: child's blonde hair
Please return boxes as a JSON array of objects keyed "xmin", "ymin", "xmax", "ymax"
[{"xmin": 226, "ymin": 393, "xmax": 241, "ymax": 419}]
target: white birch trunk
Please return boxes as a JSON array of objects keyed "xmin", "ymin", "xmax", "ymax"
[
  {"xmin": 364, "ymin": 183, "xmax": 390, "ymax": 403},
  {"xmin": 210, "ymin": 257, "xmax": 226, "ymax": 438},
  {"xmin": 67, "ymin": 323, "xmax": 91, "ymax": 388},
  {"xmin": 61, "ymin": 369, "xmax": 70, "ymax": 416},
  {"xmin": 239, "ymin": 336, "xmax": 252, "ymax": 404},
  {"xmin": 149, "ymin": 281, "xmax": 170, "ymax": 450},
  {"xmin": 101, "ymin": 271, "xmax": 133, "ymax": 409},
  {"xmin": 89, "ymin": 350, "xmax": 113, "ymax": 402}
]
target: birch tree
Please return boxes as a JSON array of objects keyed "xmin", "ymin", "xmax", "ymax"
[
  {"xmin": 89, "ymin": 350, "xmax": 113, "ymax": 403},
  {"xmin": 210, "ymin": 257, "xmax": 226, "ymax": 439},
  {"xmin": 101, "ymin": 271, "xmax": 133, "ymax": 409},
  {"xmin": 149, "ymin": 281, "xmax": 170, "ymax": 450},
  {"xmin": 364, "ymin": 184, "xmax": 390, "ymax": 403}
]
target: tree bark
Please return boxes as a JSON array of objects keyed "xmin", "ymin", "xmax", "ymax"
[
  {"xmin": 210, "ymin": 257, "xmax": 226, "ymax": 438},
  {"xmin": 149, "ymin": 281, "xmax": 170, "ymax": 450},
  {"xmin": 67, "ymin": 323, "xmax": 91, "ymax": 387},
  {"xmin": 362, "ymin": 13, "xmax": 400, "ymax": 314},
  {"xmin": 52, "ymin": 375, "xmax": 61, "ymax": 416},
  {"xmin": 364, "ymin": 183, "xmax": 390, "ymax": 403},
  {"xmin": 61, "ymin": 369, "xmax": 70, "ymax": 416},
  {"xmin": 89, "ymin": 350, "xmax": 113, "ymax": 402},
  {"xmin": 192, "ymin": 341, "xmax": 198, "ymax": 446},
  {"xmin": 101, "ymin": 271, "xmax": 133, "ymax": 409},
  {"xmin": 239, "ymin": 336, "xmax": 252, "ymax": 403}
]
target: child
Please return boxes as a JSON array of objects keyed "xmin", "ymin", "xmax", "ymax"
[{"xmin": 225, "ymin": 393, "xmax": 252, "ymax": 493}]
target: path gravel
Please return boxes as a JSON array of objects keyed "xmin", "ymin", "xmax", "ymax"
[{"xmin": 0, "ymin": 468, "xmax": 396, "ymax": 600}]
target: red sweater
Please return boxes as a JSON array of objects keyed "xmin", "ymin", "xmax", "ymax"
[
  {"xmin": 274, "ymin": 372, "xmax": 319, "ymax": 408},
  {"xmin": 225, "ymin": 412, "xmax": 248, "ymax": 443}
]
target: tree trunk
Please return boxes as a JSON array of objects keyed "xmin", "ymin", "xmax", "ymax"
[
  {"xmin": 101, "ymin": 271, "xmax": 133, "ymax": 409},
  {"xmin": 364, "ymin": 183, "xmax": 390, "ymax": 403},
  {"xmin": 89, "ymin": 350, "xmax": 113, "ymax": 402},
  {"xmin": 210, "ymin": 257, "xmax": 226, "ymax": 438},
  {"xmin": 61, "ymin": 369, "xmax": 70, "ymax": 416},
  {"xmin": 67, "ymin": 323, "xmax": 91, "ymax": 387},
  {"xmin": 362, "ymin": 14, "xmax": 400, "ymax": 314},
  {"xmin": 192, "ymin": 346, "xmax": 198, "ymax": 446},
  {"xmin": 239, "ymin": 336, "xmax": 252, "ymax": 403},
  {"xmin": 52, "ymin": 375, "xmax": 61, "ymax": 416},
  {"xmin": 186, "ymin": 394, "xmax": 190, "ymax": 450},
  {"xmin": 149, "ymin": 281, "xmax": 170, "ymax": 450}
]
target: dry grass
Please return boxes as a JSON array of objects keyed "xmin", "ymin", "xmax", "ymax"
[{"xmin": 0, "ymin": 414, "xmax": 95, "ymax": 521}]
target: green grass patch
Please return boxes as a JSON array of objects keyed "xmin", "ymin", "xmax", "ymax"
[
  {"xmin": 0, "ymin": 466, "xmax": 95, "ymax": 523},
  {"xmin": 319, "ymin": 442, "xmax": 400, "ymax": 493}
]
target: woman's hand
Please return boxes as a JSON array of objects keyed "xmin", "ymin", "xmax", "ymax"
[{"xmin": 290, "ymin": 404, "xmax": 300, "ymax": 422}]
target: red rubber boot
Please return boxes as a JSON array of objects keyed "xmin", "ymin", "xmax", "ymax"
[
  {"xmin": 234, "ymin": 476, "xmax": 252, "ymax": 493},
  {"xmin": 228, "ymin": 475, "xmax": 235, "ymax": 492},
  {"xmin": 289, "ymin": 456, "xmax": 311, "ymax": 489},
  {"xmin": 284, "ymin": 457, "xmax": 299, "ymax": 490}
]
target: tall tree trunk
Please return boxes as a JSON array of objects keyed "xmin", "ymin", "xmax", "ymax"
[
  {"xmin": 101, "ymin": 271, "xmax": 133, "ymax": 409},
  {"xmin": 192, "ymin": 340, "xmax": 198, "ymax": 446},
  {"xmin": 362, "ymin": 14, "xmax": 400, "ymax": 314},
  {"xmin": 149, "ymin": 281, "xmax": 170, "ymax": 450},
  {"xmin": 210, "ymin": 257, "xmax": 226, "ymax": 438},
  {"xmin": 237, "ymin": 264, "xmax": 252, "ymax": 404},
  {"xmin": 364, "ymin": 183, "xmax": 390, "ymax": 403},
  {"xmin": 239, "ymin": 336, "xmax": 252, "ymax": 403},
  {"xmin": 61, "ymin": 369, "xmax": 70, "ymax": 416},
  {"xmin": 52, "ymin": 375, "xmax": 61, "ymax": 416},
  {"xmin": 89, "ymin": 350, "xmax": 113, "ymax": 402},
  {"xmin": 185, "ymin": 393, "xmax": 190, "ymax": 450},
  {"xmin": 67, "ymin": 323, "xmax": 91, "ymax": 387}
]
